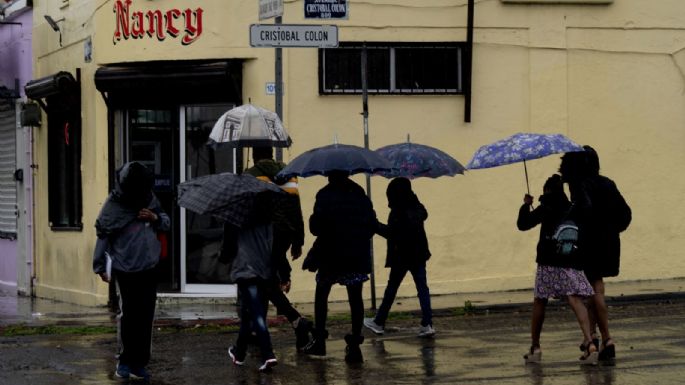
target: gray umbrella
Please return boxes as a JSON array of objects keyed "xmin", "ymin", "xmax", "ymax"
[{"xmin": 177, "ymin": 173, "xmax": 286, "ymax": 228}]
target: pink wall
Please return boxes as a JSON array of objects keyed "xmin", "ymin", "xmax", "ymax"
[{"xmin": 0, "ymin": 7, "xmax": 32, "ymax": 96}]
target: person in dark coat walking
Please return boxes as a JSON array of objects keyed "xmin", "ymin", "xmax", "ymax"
[
  {"xmin": 93, "ymin": 161, "xmax": 170, "ymax": 381},
  {"xmin": 363, "ymin": 177, "xmax": 434, "ymax": 337},
  {"xmin": 559, "ymin": 146, "xmax": 631, "ymax": 362},
  {"xmin": 244, "ymin": 146, "xmax": 312, "ymax": 351},
  {"xmin": 302, "ymin": 171, "xmax": 378, "ymax": 363},
  {"xmin": 516, "ymin": 174, "xmax": 597, "ymax": 365}
]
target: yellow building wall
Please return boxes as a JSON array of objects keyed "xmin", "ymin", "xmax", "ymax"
[{"xmin": 30, "ymin": 0, "xmax": 685, "ymax": 306}]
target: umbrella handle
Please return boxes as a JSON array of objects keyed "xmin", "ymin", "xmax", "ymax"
[{"xmin": 523, "ymin": 160, "xmax": 530, "ymax": 195}]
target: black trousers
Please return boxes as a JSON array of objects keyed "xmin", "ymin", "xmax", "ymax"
[{"xmin": 115, "ymin": 268, "xmax": 157, "ymax": 368}]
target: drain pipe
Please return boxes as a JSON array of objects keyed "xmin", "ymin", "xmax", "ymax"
[{"xmin": 464, "ymin": 0, "xmax": 474, "ymax": 122}]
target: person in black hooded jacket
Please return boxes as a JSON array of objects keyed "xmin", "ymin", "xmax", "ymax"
[
  {"xmin": 302, "ymin": 171, "xmax": 378, "ymax": 363},
  {"xmin": 516, "ymin": 174, "xmax": 597, "ymax": 365},
  {"xmin": 559, "ymin": 146, "xmax": 631, "ymax": 362},
  {"xmin": 93, "ymin": 161, "xmax": 170, "ymax": 381},
  {"xmin": 363, "ymin": 177, "xmax": 434, "ymax": 338}
]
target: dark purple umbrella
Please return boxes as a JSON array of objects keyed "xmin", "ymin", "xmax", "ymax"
[
  {"xmin": 276, "ymin": 143, "xmax": 393, "ymax": 179},
  {"xmin": 375, "ymin": 138, "xmax": 465, "ymax": 179},
  {"xmin": 177, "ymin": 173, "xmax": 285, "ymax": 227}
]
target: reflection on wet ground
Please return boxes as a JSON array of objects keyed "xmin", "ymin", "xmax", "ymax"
[{"xmin": 1, "ymin": 299, "xmax": 684, "ymax": 384}]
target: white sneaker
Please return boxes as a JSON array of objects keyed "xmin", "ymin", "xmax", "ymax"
[
  {"xmin": 363, "ymin": 318, "xmax": 385, "ymax": 335},
  {"xmin": 418, "ymin": 324, "xmax": 435, "ymax": 338}
]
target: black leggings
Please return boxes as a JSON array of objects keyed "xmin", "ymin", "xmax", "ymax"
[{"xmin": 314, "ymin": 281, "xmax": 364, "ymax": 336}]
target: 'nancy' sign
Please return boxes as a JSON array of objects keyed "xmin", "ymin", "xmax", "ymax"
[{"xmin": 113, "ymin": 0, "xmax": 203, "ymax": 45}]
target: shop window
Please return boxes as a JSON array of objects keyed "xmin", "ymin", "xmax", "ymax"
[
  {"xmin": 319, "ymin": 42, "xmax": 464, "ymax": 95},
  {"xmin": 45, "ymin": 94, "xmax": 82, "ymax": 230}
]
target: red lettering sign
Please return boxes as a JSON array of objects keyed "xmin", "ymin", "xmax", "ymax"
[{"xmin": 113, "ymin": 0, "xmax": 203, "ymax": 45}]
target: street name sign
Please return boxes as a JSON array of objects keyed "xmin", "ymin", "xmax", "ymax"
[
  {"xmin": 250, "ymin": 24, "xmax": 339, "ymax": 48},
  {"xmin": 259, "ymin": 0, "xmax": 283, "ymax": 20},
  {"xmin": 304, "ymin": 0, "xmax": 349, "ymax": 19}
]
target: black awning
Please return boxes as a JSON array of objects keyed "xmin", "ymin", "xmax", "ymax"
[
  {"xmin": 94, "ymin": 60, "xmax": 242, "ymax": 107},
  {"xmin": 25, "ymin": 71, "xmax": 77, "ymax": 99},
  {"xmin": 24, "ymin": 71, "xmax": 79, "ymax": 113}
]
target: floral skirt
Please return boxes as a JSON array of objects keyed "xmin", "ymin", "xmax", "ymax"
[
  {"xmin": 534, "ymin": 265, "xmax": 594, "ymax": 299},
  {"xmin": 316, "ymin": 272, "xmax": 369, "ymax": 286}
]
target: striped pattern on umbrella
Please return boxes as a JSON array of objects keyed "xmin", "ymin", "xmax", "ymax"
[{"xmin": 177, "ymin": 173, "xmax": 285, "ymax": 228}]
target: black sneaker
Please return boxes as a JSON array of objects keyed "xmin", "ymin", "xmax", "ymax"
[
  {"xmin": 303, "ymin": 337, "xmax": 326, "ymax": 356},
  {"xmin": 345, "ymin": 344, "xmax": 363, "ymax": 363},
  {"xmin": 130, "ymin": 366, "xmax": 151, "ymax": 381},
  {"xmin": 228, "ymin": 346, "xmax": 245, "ymax": 366},
  {"xmin": 258, "ymin": 358, "xmax": 278, "ymax": 372},
  {"xmin": 115, "ymin": 363, "xmax": 130, "ymax": 379},
  {"xmin": 295, "ymin": 318, "xmax": 313, "ymax": 351}
]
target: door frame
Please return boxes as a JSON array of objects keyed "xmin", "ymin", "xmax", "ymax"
[{"xmin": 179, "ymin": 105, "xmax": 236, "ymax": 296}]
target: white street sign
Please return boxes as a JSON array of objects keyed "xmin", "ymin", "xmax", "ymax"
[
  {"xmin": 250, "ymin": 24, "xmax": 338, "ymax": 48},
  {"xmin": 259, "ymin": 0, "xmax": 283, "ymax": 20}
]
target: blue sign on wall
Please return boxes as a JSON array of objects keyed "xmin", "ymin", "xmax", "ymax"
[{"xmin": 304, "ymin": 0, "xmax": 348, "ymax": 19}]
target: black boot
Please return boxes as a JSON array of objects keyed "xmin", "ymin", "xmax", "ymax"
[
  {"xmin": 344, "ymin": 334, "xmax": 364, "ymax": 363},
  {"xmin": 294, "ymin": 318, "xmax": 313, "ymax": 351},
  {"xmin": 303, "ymin": 329, "xmax": 328, "ymax": 356}
]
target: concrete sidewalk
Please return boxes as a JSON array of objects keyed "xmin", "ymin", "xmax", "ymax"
[{"xmin": 1, "ymin": 278, "xmax": 684, "ymax": 327}]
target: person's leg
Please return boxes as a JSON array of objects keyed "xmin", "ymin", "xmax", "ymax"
[
  {"xmin": 589, "ymin": 278, "xmax": 615, "ymax": 359},
  {"xmin": 567, "ymin": 295, "xmax": 594, "ymax": 342},
  {"xmin": 304, "ymin": 280, "xmax": 332, "ymax": 355},
  {"xmin": 568, "ymin": 295, "xmax": 599, "ymax": 363},
  {"xmin": 345, "ymin": 283, "xmax": 365, "ymax": 363},
  {"xmin": 231, "ymin": 283, "xmax": 252, "ymax": 365},
  {"xmin": 115, "ymin": 269, "xmax": 157, "ymax": 372},
  {"xmin": 524, "ymin": 297, "xmax": 546, "ymax": 363},
  {"xmin": 373, "ymin": 268, "xmax": 407, "ymax": 326},
  {"xmin": 347, "ymin": 283, "xmax": 364, "ymax": 337},
  {"xmin": 240, "ymin": 281, "xmax": 275, "ymax": 362},
  {"xmin": 410, "ymin": 265, "xmax": 433, "ymax": 327},
  {"xmin": 268, "ymin": 279, "xmax": 301, "ymax": 323},
  {"xmin": 531, "ymin": 297, "xmax": 547, "ymax": 348}
]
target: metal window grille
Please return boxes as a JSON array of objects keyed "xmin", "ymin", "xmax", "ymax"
[{"xmin": 0, "ymin": 99, "xmax": 17, "ymax": 239}]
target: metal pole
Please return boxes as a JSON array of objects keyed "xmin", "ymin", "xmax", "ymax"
[
  {"xmin": 361, "ymin": 44, "xmax": 377, "ymax": 310},
  {"xmin": 275, "ymin": 16, "xmax": 284, "ymax": 161},
  {"xmin": 464, "ymin": 0, "xmax": 474, "ymax": 122}
]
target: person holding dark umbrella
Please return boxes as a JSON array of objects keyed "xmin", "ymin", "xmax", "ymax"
[{"xmin": 302, "ymin": 170, "xmax": 379, "ymax": 363}]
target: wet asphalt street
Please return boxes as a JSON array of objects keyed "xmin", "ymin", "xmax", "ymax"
[{"xmin": 1, "ymin": 298, "xmax": 684, "ymax": 385}]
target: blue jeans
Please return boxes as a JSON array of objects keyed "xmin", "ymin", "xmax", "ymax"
[
  {"xmin": 235, "ymin": 280, "xmax": 274, "ymax": 361},
  {"xmin": 375, "ymin": 264, "xmax": 432, "ymax": 327}
]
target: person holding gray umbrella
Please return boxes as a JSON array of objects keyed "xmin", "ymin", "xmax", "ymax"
[{"xmin": 302, "ymin": 170, "xmax": 379, "ymax": 364}]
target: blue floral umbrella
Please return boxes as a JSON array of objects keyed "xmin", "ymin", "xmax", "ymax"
[
  {"xmin": 375, "ymin": 137, "xmax": 465, "ymax": 179},
  {"xmin": 276, "ymin": 143, "xmax": 393, "ymax": 179},
  {"xmin": 466, "ymin": 132, "xmax": 584, "ymax": 193}
]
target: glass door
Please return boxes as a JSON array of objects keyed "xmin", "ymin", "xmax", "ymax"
[{"xmin": 180, "ymin": 104, "xmax": 237, "ymax": 295}]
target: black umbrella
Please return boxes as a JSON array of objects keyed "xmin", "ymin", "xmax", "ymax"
[
  {"xmin": 276, "ymin": 143, "xmax": 393, "ymax": 179},
  {"xmin": 177, "ymin": 173, "xmax": 285, "ymax": 228}
]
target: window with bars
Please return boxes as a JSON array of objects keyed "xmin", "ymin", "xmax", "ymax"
[{"xmin": 319, "ymin": 42, "xmax": 465, "ymax": 95}]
